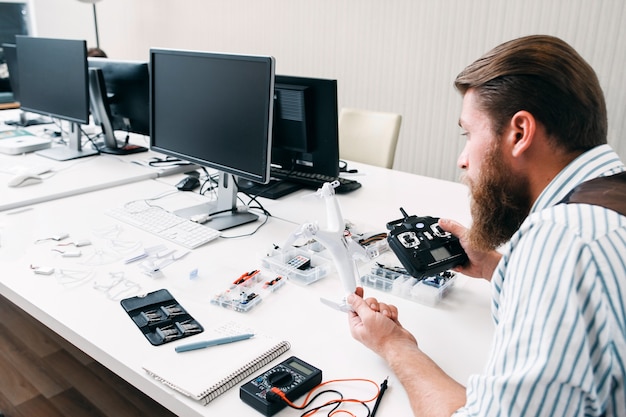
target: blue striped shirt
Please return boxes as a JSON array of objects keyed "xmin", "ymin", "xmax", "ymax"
[{"xmin": 457, "ymin": 145, "xmax": 626, "ymax": 416}]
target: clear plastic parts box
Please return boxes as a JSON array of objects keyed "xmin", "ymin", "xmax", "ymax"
[
  {"xmin": 261, "ymin": 247, "xmax": 332, "ymax": 285},
  {"xmin": 360, "ymin": 263, "xmax": 456, "ymax": 306}
]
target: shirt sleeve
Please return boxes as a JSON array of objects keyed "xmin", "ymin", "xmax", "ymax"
[{"xmin": 458, "ymin": 215, "xmax": 610, "ymax": 416}]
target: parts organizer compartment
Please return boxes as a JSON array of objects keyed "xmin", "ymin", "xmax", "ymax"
[
  {"xmin": 360, "ymin": 264, "xmax": 457, "ymax": 305},
  {"xmin": 261, "ymin": 248, "xmax": 332, "ymax": 285},
  {"xmin": 120, "ymin": 289, "xmax": 203, "ymax": 345},
  {"xmin": 211, "ymin": 269, "xmax": 287, "ymax": 312}
]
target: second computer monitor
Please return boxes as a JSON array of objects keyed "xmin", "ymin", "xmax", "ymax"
[
  {"xmin": 87, "ymin": 57, "xmax": 150, "ymax": 135},
  {"xmin": 87, "ymin": 57, "xmax": 150, "ymax": 154},
  {"xmin": 272, "ymin": 75, "xmax": 340, "ymax": 178},
  {"xmin": 2, "ymin": 43, "xmax": 20, "ymax": 100}
]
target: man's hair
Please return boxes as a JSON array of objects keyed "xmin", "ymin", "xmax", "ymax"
[{"xmin": 454, "ymin": 35, "xmax": 607, "ymax": 151}]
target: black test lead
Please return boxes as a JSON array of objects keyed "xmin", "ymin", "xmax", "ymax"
[{"xmin": 371, "ymin": 376, "xmax": 388, "ymax": 417}]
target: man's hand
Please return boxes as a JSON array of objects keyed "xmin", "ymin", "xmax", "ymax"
[
  {"xmin": 438, "ymin": 218, "xmax": 502, "ymax": 281},
  {"xmin": 347, "ymin": 289, "xmax": 417, "ymax": 358},
  {"xmin": 347, "ymin": 288, "xmax": 467, "ymax": 417}
]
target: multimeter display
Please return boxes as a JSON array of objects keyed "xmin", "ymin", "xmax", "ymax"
[
  {"xmin": 288, "ymin": 359, "xmax": 314, "ymax": 375},
  {"xmin": 240, "ymin": 356, "xmax": 322, "ymax": 416}
]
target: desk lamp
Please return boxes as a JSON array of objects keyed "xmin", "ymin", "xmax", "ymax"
[{"xmin": 77, "ymin": 0, "xmax": 103, "ymax": 49}]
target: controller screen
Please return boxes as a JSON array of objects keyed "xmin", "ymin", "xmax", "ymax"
[{"xmin": 430, "ymin": 246, "xmax": 452, "ymax": 262}]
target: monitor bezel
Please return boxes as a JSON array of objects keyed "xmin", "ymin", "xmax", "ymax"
[
  {"xmin": 149, "ymin": 48, "xmax": 276, "ymax": 185},
  {"xmin": 15, "ymin": 36, "xmax": 90, "ymax": 125},
  {"xmin": 1, "ymin": 42, "xmax": 20, "ymax": 100},
  {"xmin": 87, "ymin": 57, "xmax": 150, "ymax": 136},
  {"xmin": 272, "ymin": 75, "xmax": 340, "ymax": 178}
]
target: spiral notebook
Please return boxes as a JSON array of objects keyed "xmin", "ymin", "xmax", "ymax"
[{"xmin": 143, "ymin": 322, "xmax": 291, "ymax": 405}]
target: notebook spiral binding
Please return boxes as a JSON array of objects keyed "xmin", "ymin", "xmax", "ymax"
[
  {"xmin": 143, "ymin": 340, "xmax": 291, "ymax": 405},
  {"xmin": 200, "ymin": 340, "xmax": 291, "ymax": 404}
]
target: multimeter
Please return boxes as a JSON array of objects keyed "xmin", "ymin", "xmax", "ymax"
[{"xmin": 240, "ymin": 356, "xmax": 322, "ymax": 416}]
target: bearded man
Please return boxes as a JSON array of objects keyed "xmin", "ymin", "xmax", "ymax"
[{"xmin": 347, "ymin": 35, "xmax": 626, "ymax": 417}]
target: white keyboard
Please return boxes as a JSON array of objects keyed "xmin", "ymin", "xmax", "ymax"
[{"xmin": 107, "ymin": 203, "xmax": 221, "ymax": 249}]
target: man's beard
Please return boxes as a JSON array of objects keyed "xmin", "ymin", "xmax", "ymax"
[{"xmin": 462, "ymin": 143, "xmax": 532, "ymax": 251}]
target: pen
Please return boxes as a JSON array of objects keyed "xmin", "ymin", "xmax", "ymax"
[
  {"xmin": 371, "ymin": 376, "xmax": 388, "ymax": 417},
  {"xmin": 175, "ymin": 333, "xmax": 255, "ymax": 353}
]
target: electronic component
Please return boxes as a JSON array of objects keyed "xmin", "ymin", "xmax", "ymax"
[
  {"xmin": 120, "ymin": 289, "xmax": 204, "ymax": 346},
  {"xmin": 212, "ymin": 269, "xmax": 285, "ymax": 312},
  {"xmin": 386, "ymin": 207, "xmax": 468, "ymax": 278},
  {"xmin": 31, "ymin": 266, "xmax": 55, "ymax": 275},
  {"xmin": 240, "ymin": 356, "xmax": 322, "ymax": 416},
  {"xmin": 361, "ymin": 264, "xmax": 457, "ymax": 305},
  {"xmin": 286, "ymin": 255, "xmax": 311, "ymax": 270}
]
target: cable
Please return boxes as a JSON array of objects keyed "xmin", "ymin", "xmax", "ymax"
[
  {"xmin": 370, "ymin": 377, "xmax": 387, "ymax": 417},
  {"xmin": 339, "ymin": 160, "xmax": 358, "ymax": 174},
  {"xmin": 270, "ymin": 378, "xmax": 380, "ymax": 417}
]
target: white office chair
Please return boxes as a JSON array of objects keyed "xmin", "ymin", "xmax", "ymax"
[{"xmin": 338, "ymin": 108, "xmax": 402, "ymax": 169}]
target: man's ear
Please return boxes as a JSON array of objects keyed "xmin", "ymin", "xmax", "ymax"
[{"xmin": 505, "ymin": 110, "xmax": 536, "ymax": 158}]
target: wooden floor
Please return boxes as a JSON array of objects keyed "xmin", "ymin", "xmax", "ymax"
[{"xmin": 0, "ymin": 294, "xmax": 177, "ymax": 417}]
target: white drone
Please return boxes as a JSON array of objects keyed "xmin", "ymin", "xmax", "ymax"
[{"xmin": 283, "ymin": 181, "xmax": 376, "ymax": 312}]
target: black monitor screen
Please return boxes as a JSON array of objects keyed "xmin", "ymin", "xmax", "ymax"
[
  {"xmin": 272, "ymin": 75, "xmax": 339, "ymax": 177},
  {"xmin": 16, "ymin": 36, "xmax": 89, "ymax": 124},
  {"xmin": 0, "ymin": 2, "xmax": 30, "ymax": 46},
  {"xmin": 2, "ymin": 42, "xmax": 19, "ymax": 99},
  {"xmin": 87, "ymin": 57, "xmax": 149, "ymax": 135},
  {"xmin": 150, "ymin": 48, "xmax": 275, "ymax": 184}
]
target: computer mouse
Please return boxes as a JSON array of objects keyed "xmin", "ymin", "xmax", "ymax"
[
  {"xmin": 176, "ymin": 176, "xmax": 200, "ymax": 191},
  {"xmin": 7, "ymin": 173, "xmax": 43, "ymax": 187}
]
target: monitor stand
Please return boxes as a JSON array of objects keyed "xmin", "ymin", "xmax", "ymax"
[
  {"xmin": 175, "ymin": 172, "xmax": 258, "ymax": 231},
  {"xmin": 35, "ymin": 122, "xmax": 98, "ymax": 161},
  {"xmin": 98, "ymin": 139, "xmax": 148, "ymax": 155},
  {"xmin": 88, "ymin": 67, "xmax": 149, "ymax": 156},
  {"xmin": 4, "ymin": 111, "xmax": 53, "ymax": 127}
]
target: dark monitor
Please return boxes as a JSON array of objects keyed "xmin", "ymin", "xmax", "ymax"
[
  {"xmin": 238, "ymin": 75, "xmax": 340, "ymax": 199},
  {"xmin": 1, "ymin": 42, "xmax": 51, "ymax": 126},
  {"xmin": 272, "ymin": 75, "xmax": 340, "ymax": 178},
  {"xmin": 87, "ymin": 57, "xmax": 149, "ymax": 154},
  {"xmin": 16, "ymin": 36, "xmax": 97, "ymax": 160},
  {"xmin": 150, "ymin": 48, "xmax": 275, "ymax": 230},
  {"xmin": 0, "ymin": 1, "xmax": 31, "ymax": 99},
  {"xmin": 2, "ymin": 43, "xmax": 19, "ymax": 98},
  {"xmin": 0, "ymin": 2, "xmax": 31, "ymax": 46}
]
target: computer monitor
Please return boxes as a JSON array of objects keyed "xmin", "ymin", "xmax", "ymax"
[
  {"xmin": 0, "ymin": 1, "xmax": 32, "ymax": 46},
  {"xmin": 238, "ymin": 75, "xmax": 340, "ymax": 198},
  {"xmin": 272, "ymin": 75, "xmax": 340, "ymax": 178},
  {"xmin": 87, "ymin": 57, "xmax": 150, "ymax": 155},
  {"xmin": 1, "ymin": 42, "xmax": 51, "ymax": 126},
  {"xmin": 2, "ymin": 43, "xmax": 19, "ymax": 98},
  {"xmin": 16, "ymin": 36, "xmax": 97, "ymax": 160},
  {"xmin": 149, "ymin": 48, "xmax": 275, "ymax": 230}
]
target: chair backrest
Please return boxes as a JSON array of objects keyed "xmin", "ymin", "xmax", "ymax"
[{"xmin": 338, "ymin": 108, "xmax": 402, "ymax": 169}]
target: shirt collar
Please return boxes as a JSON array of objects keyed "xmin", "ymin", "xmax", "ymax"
[{"xmin": 530, "ymin": 144, "xmax": 625, "ymax": 213}]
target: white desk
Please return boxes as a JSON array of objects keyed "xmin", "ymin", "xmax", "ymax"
[
  {"xmin": 1, "ymin": 111, "xmax": 197, "ymax": 212},
  {"xmin": 0, "ymin": 162, "xmax": 494, "ymax": 416}
]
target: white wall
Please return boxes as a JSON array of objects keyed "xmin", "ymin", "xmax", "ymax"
[{"xmin": 32, "ymin": 0, "xmax": 626, "ymax": 182}]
